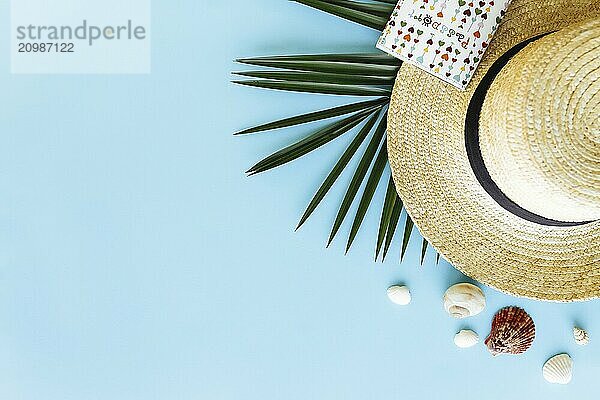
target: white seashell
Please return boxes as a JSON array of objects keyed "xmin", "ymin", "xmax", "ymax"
[
  {"xmin": 543, "ymin": 354, "xmax": 573, "ymax": 385},
  {"xmin": 454, "ymin": 329, "xmax": 479, "ymax": 348},
  {"xmin": 387, "ymin": 285, "xmax": 411, "ymax": 305},
  {"xmin": 573, "ymin": 327, "xmax": 589, "ymax": 346},
  {"xmin": 443, "ymin": 283, "xmax": 486, "ymax": 318}
]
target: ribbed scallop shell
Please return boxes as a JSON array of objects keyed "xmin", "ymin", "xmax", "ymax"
[
  {"xmin": 543, "ymin": 354, "xmax": 572, "ymax": 384},
  {"xmin": 573, "ymin": 327, "xmax": 589, "ymax": 346},
  {"xmin": 484, "ymin": 306, "xmax": 535, "ymax": 356}
]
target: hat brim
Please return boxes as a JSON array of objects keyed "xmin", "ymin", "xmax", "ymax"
[{"xmin": 387, "ymin": 0, "xmax": 600, "ymax": 301}]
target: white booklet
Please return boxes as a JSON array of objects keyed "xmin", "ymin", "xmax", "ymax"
[{"xmin": 377, "ymin": 0, "xmax": 512, "ymax": 90}]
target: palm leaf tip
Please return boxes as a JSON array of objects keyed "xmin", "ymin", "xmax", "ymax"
[{"xmin": 400, "ymin": 215, "xmax": 414, "ymax": 261}]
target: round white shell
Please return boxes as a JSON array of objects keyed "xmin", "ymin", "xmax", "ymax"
[
  {"xmin": 387, "ymin": 285, "xmax": 411, "ymax": 305},
  {"xmin": 443, "ymin": 283, "xmax": 486, "ymax": 318},
  {"xmin": 454, "ymin": 329, "xmax": 479, "ymax": 348},
  {"xmin": 543, "ymin": 354, "xmax": 573, "ymax": 385},
  {"xmin": 573, "ymin": 327, "xmax": 590, "ymax": 346}
]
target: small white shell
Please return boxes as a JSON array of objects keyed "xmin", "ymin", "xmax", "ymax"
[
  {"xmin": 573, "ymin": 327, "xmax": 589, "ymax": 346},
  {"xmin": 443, "ymin": 283, "xmax": 485, "ymax": 318},
  {"xmin": 543, "ymin": 354, "xmax": 573, "ymax": 385},
  {"xmin": 387, "ymin": 285, "xmax": 411, "ymax": 305},
  {"xmin": 454, "ymin": 330, "xmax": 479, "ymax": 348}
]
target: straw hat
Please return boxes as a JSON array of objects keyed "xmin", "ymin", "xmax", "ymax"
[{"xmin": 387, "ymin": 0, "xmax": 600, "ymax": 301}]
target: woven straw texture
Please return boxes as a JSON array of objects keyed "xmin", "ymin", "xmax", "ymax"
[
  {"xmin": 387, "ymin": 0, "xmax": 600, "ymax": 301},
  {"xmin": 480, "ymin": 21, "xmax": 600, "ymax": 222}
]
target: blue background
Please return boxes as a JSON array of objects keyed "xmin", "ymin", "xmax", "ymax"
[{"xmin": 0, "ymin": 1, "xmax": 598, "ymax": 399}]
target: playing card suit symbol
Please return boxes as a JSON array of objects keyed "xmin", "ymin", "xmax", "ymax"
[
  {"xmin": 390, "ymin": 21, "xmax": 396, "ymax": 26},
  {"xmin": 414, "ymin": 39, "xmax": 420, "ymax": 43},
  {"xmin": 435, "ymin": 49, "xmax": 441, "ymax": 54},
  {"xmin": 461, "ymin": 17, "xmax": 467, "ymax": 23},
  {"xmin": 458, "ymin": 0, "xmax": 466, "ymax": 6},
  {"xmin": 464, "ymin": 57, "xmax": 470, "ymax": 64},
  {"xmin": 430, "ymin": 6, "xmax": 435, "ymax": 10},
  {"xmin": 479, "ymin": 1, "xmax": 486, "ymax": 6},
  {"xmin": 481, "ymin": 13, "xmax": 488, "ymax": 19},
  {"xmin": 469, "ymin": 66, "xmax": 475, "ymax": 71},
  {"xmin": 446, "ymin": 72, "xmax": 451, "ymax": 77},
  {"xmin": 462, "ymin": 80, "xmax": 468, "ymax": 85},
  {"xmin": 408, "ymin": 53, "xmax": 414, "ymax": 58},
  {"xmin": 438, "ymin": 41, "xmax": 445, "ymax": 46},
  {"xmin": 489, "ymin": 0, "xmax": 494, "ymax": 5},
  {"xmin": 441, "ymin": 53, "xmax": 449, "ymax": 61},
  {"xmin": 397, "ymin": 30, "xmax": 403, "ymax": 35},
  {"xmin": 408, "ymin": 27, "xmax": 415, "ymax": 33},
  {"xmin": 429, "ymin": 64, "xmax": 435, "ymax": 69},
  {"xmin": 473, "ymin": 57, "xmax": 480, "ymax": 63},
  {"xmin": 475, "ymin": 8, "xmax": 482, "ymax": 15},
  {"xmin": 437, "ymin": 12, "xmax": 444, "ymax": 17},
  {"xmin": 500, "ymin": 10, "xmax": 505, "ymax": 16},
  {"xmin": 452, "ymin": 58, "xmax": 457, "ymax": 62},
  {"xmin": 400, "ymin": 21, "xmax": 407, "ymax": 27},
  {"xmin": 468, "ymin": 2, "xmax": 474, "ymax": 6},
  {"xmin": 446, "ymin": 46, "xmax": 453, "ymax": 52},
  {"xmin": 427, "ymin": 39, "xmax": 434, "ymax": 45},
  {"xmin": 434, "ymin": 67, "xmax": 441, "ymax": 73},
  {"xmin": 460, "ymin": 66, "xmax": 466, "ymax": 71},
  {"xmin": 482, "ymin": 41, "xmax": 488, "ymax": 48},
  {"xmin": 486, "ymin": 7, "xmax": 491, "ymax": 12},
  {"xmin": 463, "ymin": 9, "xmax": 471, "ymax": 16},
  {"xmin": 473, "ymin": 31, "xmax": 481, "ymax": 38},
  {"xmin": 478, "ymin": 49, "xmax": 483, "ymax": 55},
  {"xmin": 417, "ymin": 30, "xmax": 423, "ymax": 35},
  {"xmin": 404, "ymin": 34, "xmax": 411, "ymax": 41},
  {"xmin": 392, "ymin": 45, "xmax": 397, "ymax": 49}
]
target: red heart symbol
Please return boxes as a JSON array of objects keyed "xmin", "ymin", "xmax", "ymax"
[
  {"xmin": 414, "ymin": 39, "xmax": 420, "ymax": 43},
  {"xmin": 408, "ymin": 27, "xmax": 415, "ymax": 33},
  {"xmin": 473, "ymin": 31, "xmax": 481, "ymax": 38},
  {"xmin": 427, "ymin": 39, "xmax": 434, "ymax": 45},
  {"xmin": 482, "ymin": 41, "xmax": 488, "ymax": 48},
  {"xmin": 435, "ymin": 50, "xmax": 441, "ymax": 54},
  {"xmin": 392, "ymin": 45, "xmax": 397, "ymax": 49},
  {"xmin": 452, "ymin": 58, "xmax": 457, "ymax": 62},
  {"xmin": 437, "ymin": 12, "xmax": 444, "ymax": 17},
  {"xmin": 441, "ymin": 54, "xmax": 449, "ymax": 61},
  {"xmin": 404, "ymin": 34, "xmax": 411, "ymax": 41}
]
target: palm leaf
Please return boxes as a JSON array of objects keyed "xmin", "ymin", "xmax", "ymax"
[
  {"xmin": 420, "ymin": 237, "xmax": 428, "ymax": 265},
  {"xmin": 292, "ymin": 0, "xmax": 390, "ymax": 30},
  {"xmin": 327, "ymin": 113, "xmax": 387, "ymax": 246},
  {"xmin": 375, "ymin": 176, "xmax": 397, "ymax": 260},
  {"xmin": 235, "ymin": 98, "xmax": 387, "ymax": 135},
  {"xmin": 235, "ymin": 2, "xmax": 439, "ymax": 264},
  {"xmin": 346, "ymin": 138, "xmax": 388, "ymax": 253},
  {"xmin": 297, "ymin": 111, "xmax": 381, "ymax": 229},
  {"xmin": 247, "ymin": 105, "xmax": 381, "ymax": 175},
  {"xmin": 400, "ymin": 214, "xmax": 414, "ymax": 261}
]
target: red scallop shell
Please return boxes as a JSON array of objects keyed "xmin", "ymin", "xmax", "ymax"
[{"xmin": 484, "ymin": 306, "xmax": 535, "ymax": 356}]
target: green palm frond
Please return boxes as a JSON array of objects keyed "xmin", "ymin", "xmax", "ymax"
[{"xmin": 234, "ymin": 2, "xmax": 440, "ymax": 263}]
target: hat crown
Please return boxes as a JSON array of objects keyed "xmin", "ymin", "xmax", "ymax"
[{"xmin": 479, "ymin": 19, "xmax": 600, "ymax": 223}]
